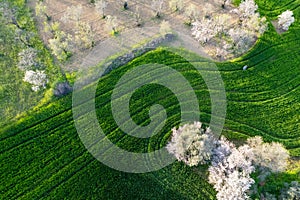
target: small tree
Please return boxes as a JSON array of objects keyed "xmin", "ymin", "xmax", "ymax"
[
  {"xmin": 278, "ymin": 10, "xmax": 295, "ymax": 31},
  {"xmin": 74, "ymin": 21, "xmax": 95, "ymax": 49},
  {"xmin": 48, "ymin": 23, "xmax": 73, "ymax": 61},
  {"xmin": 54, "ymin": 82, "xmax": 72, "ymax": 97},
  {"xmin": 159, "ymin": 20, "xmax": 172, "ymax": 35},
  {"xmin": 95, "ymin": 0, "xmax": 107, "ymax": 19},
  {"xmin": 61, "ymin": 5, "xmax": 83, "ymax": 23},
  {"xmin": 35, "ymin": 1, "xmax": 51, "ymax": 21},
  {"xmin": 168, "ymin": 0, "xmax": 184, "ymax": 12},
  {"xmin": 105, "ymin": 15, "xmax": 118, "ymax": 35},
  {"xmin": 166, "ymin": 122, "xmax": 216, "ymax": 166},
  {"xmin": 224, "ymin": 0, "xmax": 231, "ymax": 8},
  {"xmin": 151, "ymin": 0, "xmax": 164, "ymax": 18},
  {"xmin": 219, "ymin": 0, "xmax": 231, "ymax": 9},
  {"xmin": 184, "ymin": 4, "xmax": 198, "ymax": 25}
]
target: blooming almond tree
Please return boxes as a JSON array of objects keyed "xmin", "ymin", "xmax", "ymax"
[
  {"xmin": 191, "ymin": 18, "xmax": 219, "ymax": 44},
  {"xmin": 166, "ymin": 122, "xmax": 216, "ymax": 166},
  {"xmin": 17, "ymin": 48, "xmax": 40, "ymax": 71},
  {"xmin": 167, "ymin": 121, "xmax": 293, "ymax": 199},
  {"xmin": 209, "ymin": 137, "xmax": 255, "ymax": 200},
  {"xmin": 23, "ymin": 70, "xmax": 48, "ymax": 92},
  {"xmin": 236, "ymin": 0, "xmax": 258, "ymax": 19},
  {"xmin": 242, "ymin": 13, "xmax": 268, "ymax": 35},
  {"xmin": 246, "ymin": 136, "xmax": 290, "ymax": 173},
  {"xmin": 278, "ymin": 10, "xmax": 295, "ymax": 31},
  {"xmin": 228, "ymin": 27, "xmax": 255, "ymax": 55}
]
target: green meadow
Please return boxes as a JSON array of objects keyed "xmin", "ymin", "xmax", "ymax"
[{"xmin": 0, "ymin": 0, "xmax": 299, "ymax": 199}]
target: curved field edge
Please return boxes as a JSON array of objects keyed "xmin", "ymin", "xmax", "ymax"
[
  {"xmin": 0, "ymin": 43, "xmax": 299, "ymax": 199},
  {"xmin": 1, "ymin": 1, "xmax": 300, "ymax": 200}
]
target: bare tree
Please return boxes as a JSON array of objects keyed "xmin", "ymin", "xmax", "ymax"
[
  {"xmin": 168, "ymin": 0, "xmax": 184, "ymax": 12},
  {"xmin": 105, "ymin": 15, "xmax": 118, "ymax": 35},
  {"xmin": 95, "ymin": 0, "xmax": 107, "ymax": 19},
  {"xmin": 61, "ymin": 5, "xmax": 83, "ymax": 23},
  {"xmin": 220, "ymin": 0, "xmax": 231, "ymax": 9},
  {"xmin": 151, "ymin": 0, "xmax": 164, "ymax": 18},
  {"xmin": 134, "ymin": 5, "xmax": 142, "ymax": 27}
]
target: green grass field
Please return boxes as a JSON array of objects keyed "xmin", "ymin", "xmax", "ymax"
[{"xmin": 0, "ymin": 0, "xmax": 299, "ymax": 199}]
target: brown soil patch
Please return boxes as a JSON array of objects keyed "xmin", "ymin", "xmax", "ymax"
[{"xmin": 27, "ymin": 0, "xmax": 247, "ymax": 71}]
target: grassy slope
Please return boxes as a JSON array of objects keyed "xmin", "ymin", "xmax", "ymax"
[
  {"xmin": 1, "ymin": 0, "xmax": 300, "ymax": 199},
  {"xmin": 0, "ymin": 0, "xmax": 63, "ymax": 126}
]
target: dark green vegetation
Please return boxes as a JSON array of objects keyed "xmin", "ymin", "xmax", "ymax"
[
  {"xmin": 1, "ymin": 0, "xmax": 300, "ymax": 199},
  {"xmin": 0, "ymin": 0, "xmax": 62, "ymax": 126}
]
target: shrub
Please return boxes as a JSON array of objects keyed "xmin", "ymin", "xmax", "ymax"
[
  {"xmin": 53, "ymin": 82, "xmax": 72, "ymax": 97},
  {"xmin": 280, "ymin": 181, "xmax": 300, "ymax": 200}
]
